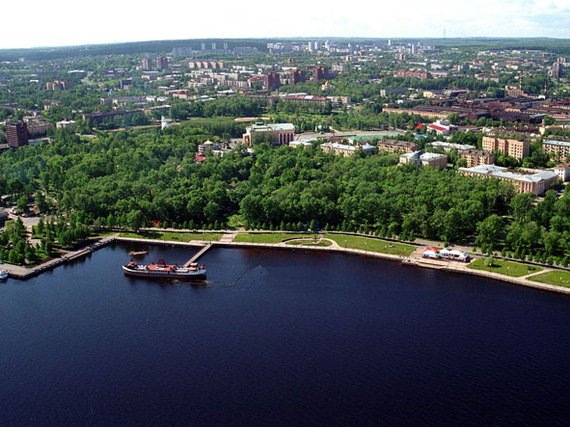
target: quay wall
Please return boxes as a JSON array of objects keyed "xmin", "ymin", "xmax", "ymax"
[{"xmin": 3, "ymin": 234, "xmax": 570, "ymax": 296}]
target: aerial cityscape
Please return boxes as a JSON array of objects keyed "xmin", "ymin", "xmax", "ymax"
[
  {"xmin": 1, "ymin": 25, "xmax": 570, "ymax": 425},
  {"xmin": 1, "ymin": 36, "xmax": 570, "ymax": 275}
]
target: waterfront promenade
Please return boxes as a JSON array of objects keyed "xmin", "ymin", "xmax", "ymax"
[
  {"xmin": 1, "ymin": 233, "xmax": 119, "ymax": 279},
  {"xmin": 113, "ymin": 232, "xmax": 570, "ymax": 295},
  {"xmin": 3, "ymin": 230, "xmax": 570, "ymax": 296}
]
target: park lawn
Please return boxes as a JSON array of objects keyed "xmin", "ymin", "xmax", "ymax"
[
  {"xmin": 324, "ymin": 234, "xmax": 415, "ymax": 256},
  {"xmin": 227, "ymin": 214, "xmax": 243, "ymax": 228},
  {"xmin": 94, "ymin": 231, "xmax": 118, "ymax": 237},
  {"xmin": 234, "ymin": 233, "xmax": 311, "ymax": 244},
  {"xmin": 120, "ymin": 231, "xmax": 221, "ymax": 242},
  {"xmin": 528, "ymin": 271, "xmax": 570, "ymax": 288},
  {"xmin": 467, "ymin": 258, "xmax": 543, "ymax": 277}
]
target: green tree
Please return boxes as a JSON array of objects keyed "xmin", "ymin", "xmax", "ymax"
[
  {"xmin": 127, "ymin": 210, "xmax": 145, "ymax": 232},
  {"xmin": 17, "ymin": 195, "xmax": 29, "ymax": 212},
  {"xmin": 475, "ymin": 215, "xmax": 504, "ymax": 254},
  {"xmin": 510, "ymin": 193, "xmax": 536, "ymax": 224}
]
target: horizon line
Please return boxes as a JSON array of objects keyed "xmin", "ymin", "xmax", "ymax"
[{"xmin": 1, "ymin": 35, "xmax": 570, "ymax": 52}]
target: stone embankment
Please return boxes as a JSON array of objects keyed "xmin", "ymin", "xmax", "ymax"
[
  {"xmin": 403, "ymin": 246, "xmax": 570, "ymax": 295},
  {"xmin": 3, "ymin": 231, "xmax": 570, "ymax": 296}
]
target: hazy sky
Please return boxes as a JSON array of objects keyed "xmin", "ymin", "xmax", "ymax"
[{"xmin": 1, "ymin": 0, "xmax": 569, "ymax": 49}]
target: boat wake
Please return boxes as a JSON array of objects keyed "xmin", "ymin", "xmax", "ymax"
[{"xmin": 226, "ymin": 264, "xmax": 263, "ymax": 289}]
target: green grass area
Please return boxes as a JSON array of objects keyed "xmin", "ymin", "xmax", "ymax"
[
  {"xmin": 324, "ymin": 234, "xmax": 415, "ymax": 256},
  {"xmin": 234, "ymin": 233, "xmax": 311, "ymax": 244},
  {"xmin": 528, "ymin": 271, "xmax": 570, "ymax": 288},
  {"xmin": 284, "ymin": 238, "xmax": 333, "ymax": 247},
  {"xmin": 227, "ymin": 214, "xmax": 243, "ymax": 229},
  {"xmin": 94, "ymin": 231, "xmax": 117, "ymax": 237},
  {"xmin": 120, "ymin": 231, "xmax": 221, "ymax": 242},
  {"xmin": 467, "ymin": 258, "xmax": 543, "ymax": 277}
]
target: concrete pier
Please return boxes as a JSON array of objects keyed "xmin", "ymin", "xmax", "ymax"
[{"xmin": 183, "ymin": 243, "xmax": 212, "ymax": 267}]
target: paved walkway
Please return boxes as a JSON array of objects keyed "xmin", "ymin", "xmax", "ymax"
[
  {"xmin": 4, "ymin": 230, "xmax": 570, "ymax": 296},
  {"xmin": 219, "ymin": 230, "xmax": 238, "ymax": 243}
]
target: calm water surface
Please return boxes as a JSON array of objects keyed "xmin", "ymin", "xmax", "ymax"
[{"xmin": 1, "ymin": 243, "xmax": 570, "ymax": 425}]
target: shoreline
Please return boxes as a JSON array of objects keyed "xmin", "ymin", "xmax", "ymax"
[{"xmin": 3, "ymin": 233, "xmax": 570, "ymax": 296}]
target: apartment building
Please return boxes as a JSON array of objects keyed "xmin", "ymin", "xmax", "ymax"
[
  {"xmin": 460, "ymin": 150, "xmax": 495, "ymax": 167},
  {"xmin": 482, "ymin": 136, "xmax": 530, "ymax": 161},
  {"xmin": 542, "ymin": 140, "xmax": 570, "ymax": 162},
  {"xmin": 5, "ymin": 122, "xmax": 28, "ymax": 147},
  {"xmin": 376, "ymin": 139, "xmax": 418, "ymax": 153}
]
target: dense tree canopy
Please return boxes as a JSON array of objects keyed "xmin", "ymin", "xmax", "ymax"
[{"xmin": 1, "ymin": 124, "xmax": 570, "ymax": 262}]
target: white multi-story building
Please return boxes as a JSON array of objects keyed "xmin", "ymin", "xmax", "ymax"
[{"xmin": 458, "ymin": 165, "xmax": 558, "ymax": 195}]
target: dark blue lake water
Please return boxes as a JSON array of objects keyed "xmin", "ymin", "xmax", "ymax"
[{"xmin": 1, "ymin": 243, "xmax": 570, "ymax": 425}]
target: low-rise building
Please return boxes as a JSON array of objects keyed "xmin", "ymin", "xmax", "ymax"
[
  {"xmin": 554, "ymin": 163, "xmax": 570, "ymax": 182},
  {"xmin": 198, "ymin": 140, "xmax": 221, "ymax": 155},
  {"xmin": 242, "ymin": 122, "xmax": 295, "ymax": 146},
  {"xmin": 321, "ymin": 142, "xmax": 376, "ymax": 157},
  {"xmin": 458, "ymin": 165, "xmax": 558, "ymax": 195},
  {"xmin": 56, "ymin": 120, "xmax": 75, "ymax": 129},
  {"xmin": 430, "ymin": 141, "xmax": 475, "ymax": 152},
  {"xmin": 427, "ymin": 119, "xmax": 458, "ymax": 135},
  {"xmin": 289, "ymin": 139, "xmax": 314, "ymax": 148},
  {"xmin": 377, "ymin": 139, "xmax": 418, "ymax": 153},
  {"xmin": 188, "ymin": 61, "xmax": 226, "ymax": 69},
  {"xmin": 399, "ymin": 150, "xmax": 447, "ymax": 169},
  {"xmin": 46, "ymin": 80, "xmax": 72, "ymax": 90}
]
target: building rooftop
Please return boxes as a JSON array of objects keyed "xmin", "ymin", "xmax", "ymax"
[
  {"xmin": 459, "ymin": 165, "xmax": 558, "ymax": 182},
  {"xmin": 420, "ymin": 152, "xmax": 446, "ymax": 161},
  {"xmin": 323, "ymin": 142, "xmax": 376, "ymax": 151},
  {"xmin": 289, "ymin": 140, "xmax": 313, "ymax": 146},
  {"xmin": 431, "ymin": 141, "xmax": 476, "ymax": 151},
  {"xmin": 428, "ymin": 124, "xmax": 447, "ymax": 132},
  {"xmin": 459, "ymin": 165, "xmax": 507, "ymax": 174},
  {"xmin": 543, "ymin": 140, "xmax": 570, "ymax": 147},
  {"xmin": 248, "ymin": 123, "xmax": 295, "ymax": 132}
]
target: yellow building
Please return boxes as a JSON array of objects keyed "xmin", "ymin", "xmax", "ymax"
[
  {"xmin": 242, "ymin": 123, "xmax": 295, "ymax": 146},
  {"xmin": 542, "ymin": 140, "xmax": 570, "ymax": 162},
  {"xmin": 482, "ymin": 136, "xmax": 530, "ymax": 161},
  {"xmin": 460, "ymin": 150, "xmax": 495, "ymax": 167}
]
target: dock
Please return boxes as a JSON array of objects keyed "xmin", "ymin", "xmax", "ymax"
[{"xmin": 183, "ymin": 243, "xmax": 212, "ymax": 267}]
